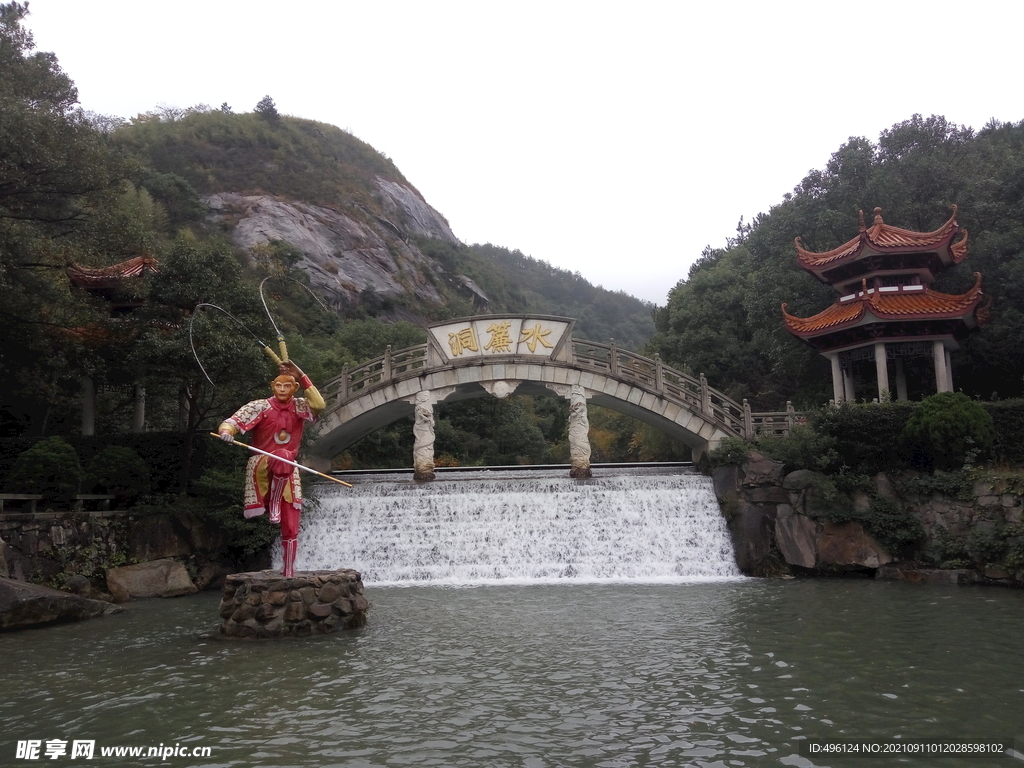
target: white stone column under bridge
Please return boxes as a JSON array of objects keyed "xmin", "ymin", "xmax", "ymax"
[{"xmin": 306, "ymin": 314, "xmax": 799, "ymax": 477}]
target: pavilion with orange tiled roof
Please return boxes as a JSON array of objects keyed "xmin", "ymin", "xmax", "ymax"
[
  {"xmin": 67, "ymin": 255, "xmax": 159, "ymax": 435},
  {"xmin": 783, "ymin": 207, "xmax": 988, "ymax": 403}
]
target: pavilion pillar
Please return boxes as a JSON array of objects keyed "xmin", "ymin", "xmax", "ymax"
[
  {"xmin": 933, "ymin": 341, "xmax": 951, "ymax": 393},
  {"xmin": 132, "ymin": 384, "xmax": 146, "ymax": 433},
  {"xmin": 828, "ymin": 353, "xmax": 844, "ymax": 403},
  {"xmin": 874, "ymin": 342, "xmax": 890, "ymax": 401},
  {"xmin": 81, "ymin": 376, "xmax": 96, "ymax": 436},
  {"xmin": 895, "ymin": 358, "xmax": 908, "ymax": 402},
  {"xmin": 945, "ymin": 348, "xmax": 954, "ymax": 392},
  {"xmin": 842, "ymin": 367, "xmax": 855, "ymax": 402}
]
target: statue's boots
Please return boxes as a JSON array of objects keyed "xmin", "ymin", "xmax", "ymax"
[{"xmin": 282, "ymin": 537, "xmax": 298, "ymax": 578}]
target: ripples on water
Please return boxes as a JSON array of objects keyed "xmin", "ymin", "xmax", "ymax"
[{"xmin": 2, "ymin": 580, "xmax": 1023, "ymax": 767}]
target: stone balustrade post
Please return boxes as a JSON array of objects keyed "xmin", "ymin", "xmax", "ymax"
[
  {"xmin": 383, "ymin": 345, "xmax": 392, "ymax": 382},
  {"xmin": 608, "ymin": 339, "xmax": 618, "ymax": 377},
  {"xmin": 743, "ymin": 398, "xmax": 753, "ymax": 440},
  {"xmin": 654, "ymin": 353, "xmax": 664, "ymax": 392},
  {"xmin": 700, "ymin": 373, "xmax": 711, "ymax": 416},
  {"xmin": 786, "ymin": 401, "xmax": 795, "ymax": 433}
]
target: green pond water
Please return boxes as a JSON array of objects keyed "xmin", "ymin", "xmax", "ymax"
[{"xmin": 2, "ymin": 579, "xmax": 1022, "ymax": 767}]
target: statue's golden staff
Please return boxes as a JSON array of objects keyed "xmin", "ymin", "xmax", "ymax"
[{"xmin": 209, "ymin": 433, "xmax": 352, "ymax": 487}]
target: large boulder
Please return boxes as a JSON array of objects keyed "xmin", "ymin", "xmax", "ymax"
[
  {"xmin": 0, "ymin": 576, "xmax": 121, "ymax": 630},
  {"xmin": 730, "ymin": 501, "xmax": 776, "ymax": 573},
  {"xmin": 817, "ymin": 520, "xmax": 892, "ymax": 569},
  {"xmin": 106, "ymin": 559, "xmax": 198, "ymax": 602},
  {"xmin": 741, "ymin": 452, "xmax": 785, "ymax": 487},
  {"xmin": 774, "ymin": 506, "xmax": 818, "ymax": 569}
]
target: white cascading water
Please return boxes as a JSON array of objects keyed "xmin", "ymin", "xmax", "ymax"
[{"xmin": 289, "ymin": 469, "xmax": 742, "ymax": 585}]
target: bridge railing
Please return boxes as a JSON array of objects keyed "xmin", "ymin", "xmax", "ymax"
[
  {"xmin": 321, "ymin": 343, "xmax": 429, "ymax": 403},
  {"xmin": 320, "ymin": 337, "xmax": 803, "ymax": 440},
  {"xmin": 745, "ymin": 402, "xmax": 805, "ymax": 439},
  {"xmin": 570, "ymin": 341, "xmax": 749, "ymax": 435}
]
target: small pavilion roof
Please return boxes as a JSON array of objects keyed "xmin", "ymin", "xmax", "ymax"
[
  {"xmin": 782, "ymin": 273, "xmax": 986, "ymax": 339},
  {"xmin": 794, "ymin": 206, "xmax": 968, "ymax": 278},
  {"xmin": 67, "ymin": 255, "xmax": 159, "ymax": 289}
]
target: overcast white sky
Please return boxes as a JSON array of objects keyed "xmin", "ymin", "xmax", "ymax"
[{"xmin": 23, "ymin": 1, "xmax": 1024, "ymax": 304}]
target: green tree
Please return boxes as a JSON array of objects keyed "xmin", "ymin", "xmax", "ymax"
[
  {"xmin": 254, "ymin": 95, "xmax": 278, "ymax": 122},
  {"xmin": 655, "ymin": 114, "xmax": 1024, "ymax": 406},
  {"xmin": 0, "ymin": 1, "xmax": 137, "ymax": 434}
]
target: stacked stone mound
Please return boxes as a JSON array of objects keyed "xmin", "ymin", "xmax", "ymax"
[{"xmin": 219, "ymin": 569, "xmax": 367, "ymax": 639}]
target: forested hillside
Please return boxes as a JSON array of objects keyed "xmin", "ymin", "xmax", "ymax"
[
  {"xmin": 0, "ymin": 1, "xmax": 653, "ymax": 459},
  {"xmin": 109, "ymin": 106, "xmax": 655, "ymax": 349},
  {"xmin": 651, "ymin": 115, "xmax": 1024, "ymax": 409}
]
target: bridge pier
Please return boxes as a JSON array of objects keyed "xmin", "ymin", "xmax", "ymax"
[
  {"xmin": 549, "ymin": 383, "xmax": 593, "ymax": 478},
  {"xmin": 412, "ymin": 390, "xmax": 437, "ymax": 482}
]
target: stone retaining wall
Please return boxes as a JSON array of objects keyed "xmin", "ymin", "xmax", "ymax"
[
  {"xmin": 0, "ymin": 508, "xmax": 253, "ymax": 592},
  {"xmin": 219, "ymin": 570, "xmax": 368, "ymax": 638}
]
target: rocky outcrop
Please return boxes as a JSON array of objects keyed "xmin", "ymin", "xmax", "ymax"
[
  {"xmin": 106, "ymin": 559, "xmax": 198, "ymax": 602},
  {"xmin": 218, "ymin": 569, "xmax": 367, "ymax": 638},
  {"xmin": 0, "ymin": 576, "xmax": 121, "ymax": 630},
  {"xmin": 715, "ymin": 453, "xmax": 891, "ymax": 575},
  {"xmin": 206, "ymin": 177, "xmax": 458, "ymax": 311},
  {"xmin": 715, "ymin": 455, "xmax": 1024, "ymax": 584}
]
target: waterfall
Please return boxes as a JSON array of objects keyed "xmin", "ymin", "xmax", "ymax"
[{"xmin": 292, "ymin": 469, "xmax": 742, "ymax": 585}]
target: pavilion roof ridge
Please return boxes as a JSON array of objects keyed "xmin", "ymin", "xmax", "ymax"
[{"xmin": 793, "ymin": 205, "xmax": 967, "ymax": 271}]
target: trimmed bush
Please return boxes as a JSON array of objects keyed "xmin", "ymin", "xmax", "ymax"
[
  {"xmin": 810, "ymin": 401, "xmax": 915, "ymax": 474},
  {"xmin": 85, "ymin": 445, "xmax": 150, "ymax": 500},
  {"xmin": 901, "ymin": 392, "xmax": 994, "ymax": 471},
  {"xmin": 6, "ymin": 437, "xmax": 83, "ymax": 502}
]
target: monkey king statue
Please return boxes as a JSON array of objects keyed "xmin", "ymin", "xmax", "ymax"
[{"xmin": 218, "ymin": 360, "xmax": 325, "ymax": 578}]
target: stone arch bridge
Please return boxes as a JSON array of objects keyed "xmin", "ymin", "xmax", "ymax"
[{"xmin": 308, "ymin": 315, "xmax": 799, "ymax": 479}]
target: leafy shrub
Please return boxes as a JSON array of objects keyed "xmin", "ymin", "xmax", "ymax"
[
  {"xmin": 862, "ymin": 496, "xmax": 925, "ymax": 555},
  {"xmin": 810, "ymin": 401, "xmax": 915, "ymax": 474},
  {"xmin": 708, "ymin": 436, "xmax": 751, "ymax": 467},
  {"xmin": 897, "ymin": 469, "xmax": 975, "ymax": 501},
  {"xmin": 756, "ymin": 425, "xmax": 840, "ymax": 473},
  {"xmin": 902, "ymin": 392, "xmax": 994, "ymax": 471},
  {"xmin": 966, "ymin": 527, "xmax": 1006, "ymax": 566},
  {"xmin": 85, "ymin": 445, "xmax": 150, "ymax": 499},
  {"xmin": 6, "ymin": 437, "xmax": 83, "ymax": 502},
  {"xmin": 190, "ymin": 467, "xmax": 278, "ymax": 559},
  {"xmin": 983, "ymin": 400, "xmax": 1024, "ymax": 465}
]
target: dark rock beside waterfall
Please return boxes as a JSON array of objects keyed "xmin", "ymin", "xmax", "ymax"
[{"xmin": 218, "ymin": 569, "xmax": 367, "ymax": 639}]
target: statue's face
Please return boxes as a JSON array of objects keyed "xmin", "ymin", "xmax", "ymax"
[{"xmin": 271, "ymin": 375, "xmax": 298, "ymax": 403}]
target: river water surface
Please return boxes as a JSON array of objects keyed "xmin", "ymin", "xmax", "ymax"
[
  {"xmin": 2, "ymin": 580, "xmax": 1022, "ymax": 767},
  {"xmin": 3, "ymin": 469, "xmax": 1023, "ymax": 766}
]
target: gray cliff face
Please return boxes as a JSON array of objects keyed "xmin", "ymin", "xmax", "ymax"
[{"xmin": 205, "ymin": 177, "xmax": 458, "ymax": 311}]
